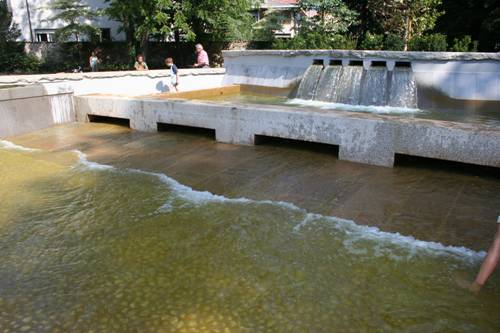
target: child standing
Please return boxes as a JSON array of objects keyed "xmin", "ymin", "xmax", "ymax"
[
  {"xmin": 165, "ymin": 57, "xmax": 179, "ymax": 92},
  {"xmin": 89, "ymin": 51, "xmax": 100, "ymax": 72}
]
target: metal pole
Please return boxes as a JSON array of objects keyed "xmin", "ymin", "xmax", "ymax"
[{"xmin": 25, "ymin": 0, "xmax": 34, "ymax": 42}]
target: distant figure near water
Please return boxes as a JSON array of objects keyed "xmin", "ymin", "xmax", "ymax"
[
  {"xmin": 193, "ymin": 44, "xmax": 209, "ymax": 68},
  {"xmin": 458, "ymin": 215, "xmax": 500, "ymax": 292},
  {"xmin": 134, "ymin": 55, "xmax": 149, "ymax": 71},
  {"xmin": 89, "ymin": 51, "xmax": 100, "ymax": 72}
]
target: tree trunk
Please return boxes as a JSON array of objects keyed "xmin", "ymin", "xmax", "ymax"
[
  {"xmin": 403, "ymin": 16, "xmax": 410, "ymax": 51},
  {"xmin": 140, "ymin": 33, "xmax": 149, "ymax": 60}
]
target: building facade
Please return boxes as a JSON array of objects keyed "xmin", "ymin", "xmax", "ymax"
[
  {"xmin": 7, "ymin": 0, "xmax": 125, "ymax": 42},
  {"xmin": 7, "ymin": 0, "xmax": 304, "ymax": 43},
  {"xmin": 251, "ymin": 0, "xmax": 300, "ymax": 38}
]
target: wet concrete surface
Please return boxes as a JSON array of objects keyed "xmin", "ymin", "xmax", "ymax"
[{"xmin": 9, "ymin": 122, "xmax": 500, "ymax": 251}]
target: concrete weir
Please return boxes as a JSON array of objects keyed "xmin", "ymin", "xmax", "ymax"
[
  {"xmin": 75, "ymin": 93, "xmax": 500, "ymax": 168},
  {"xmin": 2, "ymin": 50, "xmax": 500, "ymax": 168}
]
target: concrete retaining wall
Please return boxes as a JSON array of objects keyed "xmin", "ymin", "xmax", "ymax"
[
  {"xmin": 0, "ymin": 85, "xmax": 74, "ymax": 137},
  {"xmin": 0, "ymin": 68, "xmax": 226, "ymax": 97},
  {"xmin": 75, "ymin": 95, "xmax": 500, "ymax": 168},
  {"xmin": 222, "ymin": 50, "xmax": 500, "ymax": 101}
]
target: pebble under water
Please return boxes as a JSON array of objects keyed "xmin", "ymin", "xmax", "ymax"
[{"xmin": 0, "ymin": 144, "xmax": 499, "ymax": 333}]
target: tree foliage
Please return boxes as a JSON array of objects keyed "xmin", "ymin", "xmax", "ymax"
[
  {"xmin": 48, "ymin": 0, "xmax": 100, "ymax": 42},
  {"xmin": 298, "ymin": 0, "xmax": 358, "ymax": 35},
  {"xmin": 0, "ymin": 0, "xmax": 40, "ymax": 73},
  {"xmin": 367, "ymin": 0, "xmax": 443, "ymax": 50},
  {"xmin": 104, "ymin": 0, "xmax": 254, "ymax": 59},
  {"xmin": 0, "ymin": 0, "xmax": 19, "ymax": 43}
]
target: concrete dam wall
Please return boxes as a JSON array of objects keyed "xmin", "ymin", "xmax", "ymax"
[{"xmin": 223, "ymin": 50, "xmax": 500, "ymax": 103}]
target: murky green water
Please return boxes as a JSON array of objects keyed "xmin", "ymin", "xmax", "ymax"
[{"xmin": 1, "ymin": 143, "xmax": 499, "ymax": 333}]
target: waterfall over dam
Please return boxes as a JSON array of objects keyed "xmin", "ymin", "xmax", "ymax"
[{"xmin": 296, "ymin": 64, "xmax": 419, "ymax": 109}]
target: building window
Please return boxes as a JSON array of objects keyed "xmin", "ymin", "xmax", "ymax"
[
  {"xmin": 35, "ymin": 30, "xmax": 56, "ymax": 42},
  {"xmin": 250, "ymin": 10, "xmax": 261, "ymax": 22},
  {"xmin": 100, "ymin": 28, "xmax": 111, "ymax": 42}
]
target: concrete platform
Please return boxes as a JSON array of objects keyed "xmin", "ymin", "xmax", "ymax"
[{"xmin": 75, "ymin": 93, "xmax": 500, "ymax": 168}]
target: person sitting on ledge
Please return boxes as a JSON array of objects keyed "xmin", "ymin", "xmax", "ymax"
[
  {"xmin": 134, "ymin": 55, "xmax": 149, "ymax": 71},
  {"xmin": 193, "ymin": 44, "xmax": 209, "ymax": 68},
  {"xmin": 458, "ymin": 215, "xmax": 500, "ymax": 292}
]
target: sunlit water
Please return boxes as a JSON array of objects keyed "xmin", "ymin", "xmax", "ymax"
[
  {"xmin": 1, "ymin": 141, "xmax": 499, "ymax": 332},
  {"xmin": 202, "ymin": 93, "xmax": 500, "ymax": 126}
]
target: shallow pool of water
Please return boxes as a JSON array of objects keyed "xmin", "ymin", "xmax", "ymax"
[
  {"xmin": 202, "ymin": 93, "xmax": 500, "ymax": 127},
  {"xmin": 1, "ymin": 130, "xmax": 499, "ymax": 332}
]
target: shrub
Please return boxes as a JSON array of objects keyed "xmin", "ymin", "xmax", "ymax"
[
  {"xmin": 408, "ymin": 33, "xmax": 448, "ymax": 51},
  {"xmin": 383, "ymin": 34, "xmax": 405, "ymax": 51},
  {"xmin": 360, "ymin": 32, "xmax": 384, "ymax": 50},
  {"xmin": 450, "ymin": 35, "xmax": 474, "ymax": 52},
  {"xmin": 0, "ymin": 43, "xmax": 41, "ymax": 74},
  {"xmin": 272, "ymin": 33, "xmax": 356, "ymax": 50}
]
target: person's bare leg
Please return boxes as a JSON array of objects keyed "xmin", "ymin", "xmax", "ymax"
[{"xmin": 471, "ymin": 224, "xmax": 500, "ymax": 290}]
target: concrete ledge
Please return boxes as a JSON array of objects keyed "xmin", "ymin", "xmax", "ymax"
[
  {"xmin": 0, "ymin": 68, "xmax": 226, "ymax": 85},
  {"xmin": 223, "ymin": 50, "xmax": 500, "ymax": 62},
  {"xmin": 0, "ymin": 69, "xmax": 226, "ymax": 97},
  {"xmin": 74, "ymin": 95, "xmax": 500, "ymax": 168}
]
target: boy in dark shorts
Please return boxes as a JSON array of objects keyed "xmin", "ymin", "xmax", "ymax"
[{"xmin": 165, "ymin": 57, "xmax": 179, "ymax": 92}]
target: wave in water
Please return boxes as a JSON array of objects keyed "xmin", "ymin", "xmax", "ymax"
[
  {"xmin": 287, "ymin": 98, "xmax": 422, "ymax": 115},
  {"xmin": 72, "ymin": 149, "xmax": 485, "ymax": 263},
  {"xmin": 0, "ymin": 140, "xmax": 486, "ymax": 263},
  {"xmin": 0, "ymin": 139, "xmax": 40, "ymax": 152}
]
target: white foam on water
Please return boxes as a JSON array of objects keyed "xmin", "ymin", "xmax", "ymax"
[
  {"xmin": 0, "ymin": 139, "xmax": 40, "ymax": 152},
  {"xmin": 295, "ymin": 213, "xmax": 486, "ymax": 263},
  {"xmin": 74, "ymin": 150, "xmax": 115, "ymax": 171},
  {"xmin": 71, "ymin": 150, "xmax": 486, "ymax": 262},
  {"xmin": 287, "ymin": 98, "xmax": 422, "ymax": 115}
]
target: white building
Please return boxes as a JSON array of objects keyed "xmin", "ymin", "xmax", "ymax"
[
  {"xmin": 7, "ymin": 0, "xmax": 125, "ymax": 42},
  {"xmin": 251, "ymin": 0, "xmax": 301, "ymax": 38}
]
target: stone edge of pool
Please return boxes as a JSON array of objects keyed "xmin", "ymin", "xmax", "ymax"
[{"xmin": 74, "ymin": 93, "xmax": 500, "ymax": 168}]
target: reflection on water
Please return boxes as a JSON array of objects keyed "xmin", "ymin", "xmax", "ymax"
[{"xmin": 1, "ymin": 136, "xmax": 500, "ymax": 332}]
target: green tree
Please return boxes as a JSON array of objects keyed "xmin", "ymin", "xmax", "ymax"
[
  {"xmin": 104, "ymin": 0, "xmax": 254, "ymax": 62},
  {"xmin": 0, "ymin": 0, "xmax": 19, "ymax": 43},
  {"xmin": 368, "ymin": 0, "xmax": 443, "ymax": 50},
  {"xmin": 298, "ymin": 0, "xmax": 358, "ymax": 35},
  {"xmin": 48, "ymin": 0, "xmax": 100, "ymax": 42},
  {"xmin": 0, "ymin": 0, "xmax": 40, "ymax": 73},
  {"xmin": 435, "ymin": 0, "xmax": 499, "ymax": 52}
]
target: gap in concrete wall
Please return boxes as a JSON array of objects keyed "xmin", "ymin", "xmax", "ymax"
[
  {"xmin": 371, "ymin": 61, "xmax": 387, "ymax": 68},
  {"xmin": 348, "ymin": 60, "xmax": 363, "ymax": 67},
  {"xmin": 395, "ymin": 154, "xmax": 500, "ymax": 178},
  {"xmin": 395, "ymin": 61, "xmax": 412, "ymax": 68},
  {"xmin": 254, "ymin": 135, "xmax": 339, "ymax": 157},
  {"xmin": 88, "ymin": 115, "xmax": 130, "ymax": 127},
  {"xmin": 157, "ymin": 123, "xmax": 216, "ymax": 139},
  {"xmin": 313, "ymin": 59, "xmax": 324, "ymax": 66},
  {"xmin": 329, "ymin": 60, "xmax": 343, "ymax": 66}
]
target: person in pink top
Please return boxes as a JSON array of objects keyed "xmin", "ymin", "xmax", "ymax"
[{"xmin": 194, "ymin": 44, "xmax": 209, "ymax": 68}]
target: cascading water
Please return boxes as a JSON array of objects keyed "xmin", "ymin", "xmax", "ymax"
[
  {"xmin": 359, "ymin": 67, "xmax": 389, "ymax": 106},
  {"xmin": 296, "ymin": 63, "xmax": 418, "ymax": 109},
  {"xmin": 335, "ymin": 66, "xmax": 364, "ymax": 105},
  {"xmin": 315, "ymin": 65, "xmax": 343, "ymax": 102},
  {"xmin": 295, "ymin": 65, "xmax": 324, "ymax": 100},
  {"xmin": 389, "ymin": 68, "xmax": 418, "ymax": 108}
]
